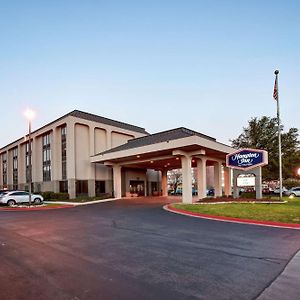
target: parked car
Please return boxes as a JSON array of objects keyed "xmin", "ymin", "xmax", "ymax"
[
  {"xmin": 206, "ymin": 188, "xmax": 214, "ymax": 196},
  {"xmin": 0, "ymin": 189, "xmax": 9, "ymax": 196},
  {"xmin": 173, "ymin": 188, "xmax": 198, "ymax": 195},
  {"xmin": 273, "ymin": 187, "xmax": 288, "ymax": 195},
  {"xmin": 0, "ymin": 191, "xmax": 44, "ymax": 206},
  {"xmin": 285, "ymin": 187, "xmax": 300, "ymax": 197}
]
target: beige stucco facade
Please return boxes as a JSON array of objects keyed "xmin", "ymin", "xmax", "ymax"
[
  {"xmin": 0, "ymin": 111, "xmax": 154, "ymax": 199},
  {"xmin": 0, "ymin": 111, "xmax": 235, "ymax": 203}
]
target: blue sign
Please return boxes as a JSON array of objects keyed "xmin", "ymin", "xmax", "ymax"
[{"xmin": 226, "ymin": 149, "xmax": 268, "ymax": 171}]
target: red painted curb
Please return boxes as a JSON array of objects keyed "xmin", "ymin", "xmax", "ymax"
[
  {"xmin": 166, "ymin": 204, "xmax": 300, "ymax": 229},
  {"xmin": 0, "ymin": 204, "xmax": 74, "ymax": 211}
]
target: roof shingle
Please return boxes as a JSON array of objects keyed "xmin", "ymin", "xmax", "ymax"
[{"xmin": 98, "ymin": 127, "xmax": 216, "ymax": 155}]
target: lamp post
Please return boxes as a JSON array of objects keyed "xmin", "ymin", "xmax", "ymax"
[{"xmin": 24, "ymin": 109, "xmax": 35, "ymax": 207}]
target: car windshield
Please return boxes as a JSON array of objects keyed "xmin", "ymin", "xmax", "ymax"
[{"xmin": 0, "ymin": 192, "xmax": 8, "ymax": 196}]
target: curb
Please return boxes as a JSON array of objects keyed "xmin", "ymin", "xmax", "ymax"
[{"xmin": 163, "ymin": 204, "xmax": 300, "ymax": 230}]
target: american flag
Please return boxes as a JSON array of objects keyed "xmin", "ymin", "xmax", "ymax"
[{"xmin": 273, "ymin": 76, "xmax": 278, "ymax": 101}]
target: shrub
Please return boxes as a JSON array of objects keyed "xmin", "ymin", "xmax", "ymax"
[
  {"xmin": 283, "ymin": 178, "xmax": 300, "ymax": 189},
  {"xmin": 41, "ymin": 191, "xmax": 69, "ymax": 201},
  {"xmin": 240, "ymin": 192, "xmax": 256, "ymax": 199}
]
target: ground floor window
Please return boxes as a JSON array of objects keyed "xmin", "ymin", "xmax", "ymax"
[
  {"xmin": 76, "ymin": 180, "xmax": 88, "ymax": 197},
  {"xmin": 95, "ymin": 180, "xmax": 106, "ymax": 196},
  {"xmin": 59, "ymin": 180, "xmax": 68, "ymax": 193},
  {"xmin": 151, "ymin": 182, "xmax": 158, "ymax": 195}
]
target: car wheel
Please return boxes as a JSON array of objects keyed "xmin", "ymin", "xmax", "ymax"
[
  {"xmin": 34, "ymin": 198, "xmax": 42, "ymax": 205},
  {"xmin": 291, "ymin": 193, "xmax": 296, "ymax": 197},
  {"xmin": 7, "ymin": 200, "xmax": 16, "ymax": 207}
]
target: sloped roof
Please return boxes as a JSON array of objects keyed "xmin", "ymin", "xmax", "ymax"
[
  {"xmin": 98, "ymin": 127, "xmax": 216, "ymax": 155},
  {"xmin": 0, "ymin": 109, "xmax": 148, "ymax": 151},
  {"xmin": 68, "ymin": 110, "xmax": 148, "ymax": 134}
]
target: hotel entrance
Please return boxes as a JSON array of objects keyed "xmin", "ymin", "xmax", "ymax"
[{"xmin": 129, "ymin": 180, "xmax": 145, "ymax": 196}]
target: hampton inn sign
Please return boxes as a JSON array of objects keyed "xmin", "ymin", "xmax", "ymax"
[{"xmin": 226, "ymin": 148, "xmax": 268, "ymax": 199}]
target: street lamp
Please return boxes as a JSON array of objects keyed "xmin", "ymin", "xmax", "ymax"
[{"xmin": 24, "ymin": 108, "xmax": 36, "ymax": 207}]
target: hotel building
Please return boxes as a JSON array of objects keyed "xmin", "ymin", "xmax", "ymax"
[{"xmin": 0, "ymin": 110, "xmax": 235, "ymax": 203}]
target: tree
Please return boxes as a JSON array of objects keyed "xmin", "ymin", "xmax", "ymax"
[{"xmin": 231, "ymin": 116, "xmax": 300, "ymax": 180}]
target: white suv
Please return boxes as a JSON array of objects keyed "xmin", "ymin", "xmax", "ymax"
[
  {"xmin": 0, "ymin": 191, "xmax": 44, "ymax": 206},
  {"xmin": 286, "ymin": 187, "xmax": 300, "ymax": 197}
]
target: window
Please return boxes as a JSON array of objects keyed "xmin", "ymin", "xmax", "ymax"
[
  {"xmin": 61, "ymin": 126, "xmax": 67, "ymax": 180},
  {"xmin": 2, "ymin": 153, "xmax": 7, "ymax": 187},
  {"xmin": 12, "ymin": 147, "xmax": 18, "ymax": 189},
  {"xmin": 95, "ymin": 181, "xmax": 106, "ymax": 196},
  {"xmin": 25, "ymin": 141, "xmax": 32, "ymax": 183},
  {"xmin": 59, "ymin": 180, "xmax": 68, "ymax": 193},
  {"xmin": 42, "ymin": 133, "xmax": 51, "ymax": 181},
  {"xmin": 76, "ymin": 180, "xmax": 88, "ymax": 196}
]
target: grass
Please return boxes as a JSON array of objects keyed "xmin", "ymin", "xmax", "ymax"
[{"xmin": 172, "ymin": 196, "xmax": 300, "ymax": 224}]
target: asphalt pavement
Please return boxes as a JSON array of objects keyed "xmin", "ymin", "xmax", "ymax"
[{"xmin": 0, "ymin": 197, "xmax": 300, "ymax": 300}]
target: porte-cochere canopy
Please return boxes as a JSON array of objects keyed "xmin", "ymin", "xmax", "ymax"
[{"xmin": 91, "ymin": 127, "xmax": 236, "ymax": 203}]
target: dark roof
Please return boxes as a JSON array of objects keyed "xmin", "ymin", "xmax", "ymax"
[
  {"xmin": 68, "ymin": 110, "xmax": 148, "ymax": 134},
  {"xmin": 97, "ymin": 127, "xmax": 216, "ymax": 155},
  {"xmin": 0, "ymin": 109, "xmax": 148, "ymax": 151}
]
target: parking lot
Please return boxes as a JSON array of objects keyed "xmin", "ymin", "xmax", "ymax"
[{"xmin": 1, "ymin": 197, "xmax": 300, "ymax": 299}]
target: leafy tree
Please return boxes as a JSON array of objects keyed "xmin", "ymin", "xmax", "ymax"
[{"xmin": 231, "ymin": 116, "xmax": 300, "ymax": 180}]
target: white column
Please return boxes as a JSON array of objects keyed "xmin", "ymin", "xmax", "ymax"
[
  {"xmin": 161, "ymin": 169, "xmax": 168, "ymax": 197},
  {"xmin": 214, "ymin": 161, "xmax": 222, "ymax": 197},
  {"xmin": 113, "ymin": 165, "xmax": 122, "ymax": 198},
  {"xmin": 66, "ymin": 121, "xmax": 76, "ymax": 199},
  {"xmin": 88, "ymin": 126, "xmax": 96, "ymax": 197},
  {"xmin": 255, "ymin": 167, "xmax": 262, "ymax": 199},
  {"xmin": 17, "ymin": 144, "xmax": 24, "ymax": 187},
  {"xmin": 232, "ymin": 169, "xmax": 239, "ymax": 199},
  {"xmin": 106, "ymin": 130, "xmax": 112, "ymax": 150},
  {"xmin": 223, "ymin": 166, "xmax": 232, "ymax": 197},
  {"xmin": 52, "ymin": 127, "xmax": 60, "ymax": 180},
  {"xmin": 197, "ymin": 157, "xmax": 207, "ymax": 199},
  {"xmin": 181, "ymin": 155, "xmax": 192, "ymax": 204},
  {"xmin": 7, "ymin": 150, "xmax": 13, "ymax": 188}
]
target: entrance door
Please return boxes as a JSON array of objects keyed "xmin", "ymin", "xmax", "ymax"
[{"xmin": 129, "ymin": 180, "xmax": 145, "ymax": 196}]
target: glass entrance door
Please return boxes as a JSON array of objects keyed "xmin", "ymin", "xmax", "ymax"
[{"xmin": 129, "ymin": 180, "xmax": 145, "ymax": 196}]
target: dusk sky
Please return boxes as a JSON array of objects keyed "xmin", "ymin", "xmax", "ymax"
[{"xmin": 1, "ymin": 0, "xmax": 299, "ymax": 147}]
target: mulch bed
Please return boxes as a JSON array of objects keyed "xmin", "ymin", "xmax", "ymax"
[
  {"xmin": 0, "ymin": 204, "xmax": 74, "ymax": 211},
  {"xmin": 197, "ymin": 197, "xmax": 285, "ymax": 203}
]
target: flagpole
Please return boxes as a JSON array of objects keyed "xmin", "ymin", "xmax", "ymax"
[{"xmin": 274, "ymin": 70, "xmax": 283, "ymax": 200}]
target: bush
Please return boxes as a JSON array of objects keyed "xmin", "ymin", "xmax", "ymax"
[
  {"xmin": 41, "ymin": 191, "xmax": 69, "ymax": 201},
  {"xmin": 283, "ymin": 178, "xmax": 300, "ymax": 189},
  {"xmin": 240, "ymin": 192, "xmax": 256, "ymax": 199}
]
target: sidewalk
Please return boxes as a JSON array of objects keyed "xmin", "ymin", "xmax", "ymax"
[
  {"xmin": 45, "ymin": 197, "xmax": 119, "ymax": 206},
  {"xmin": 257, "ymin": 251, "xmax": 300, "ymax": 300}
]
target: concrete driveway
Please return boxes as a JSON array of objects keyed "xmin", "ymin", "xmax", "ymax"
[{"xmin": 0, "ymin": 196, "xmax": 300, "ymax": 300}]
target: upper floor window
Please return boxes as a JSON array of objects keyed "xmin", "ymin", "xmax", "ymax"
[
  {"xmin": 12, "ymin": 147, "xmax": 18, "ymax": 189},
  {"xmin": 25, "ymin": 141, "xmax": 32, "ymax": 183},
  {"xmin": 42, "ymin": 133, "xmax": 51, "ymax": 182},
  {"xmin": 2, "ymin": 153, "xmax": 7, "ymax": 186},
  {"xmin": 61, "ymin": 126, "xmax": 67, "ymax": 180}
]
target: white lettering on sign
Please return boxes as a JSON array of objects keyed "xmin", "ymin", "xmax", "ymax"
[{"xmin": 231, "ymin": 152, "xmax": 260, "ymax": 166}]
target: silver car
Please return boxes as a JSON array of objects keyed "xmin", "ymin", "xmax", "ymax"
[
  {"xmin": 285, "ymin": 187, "xmax": 300, "ymax": 197},
  {"xmin": 0, "ymin": 191, "xmax": 44, "ymax": 206}
]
